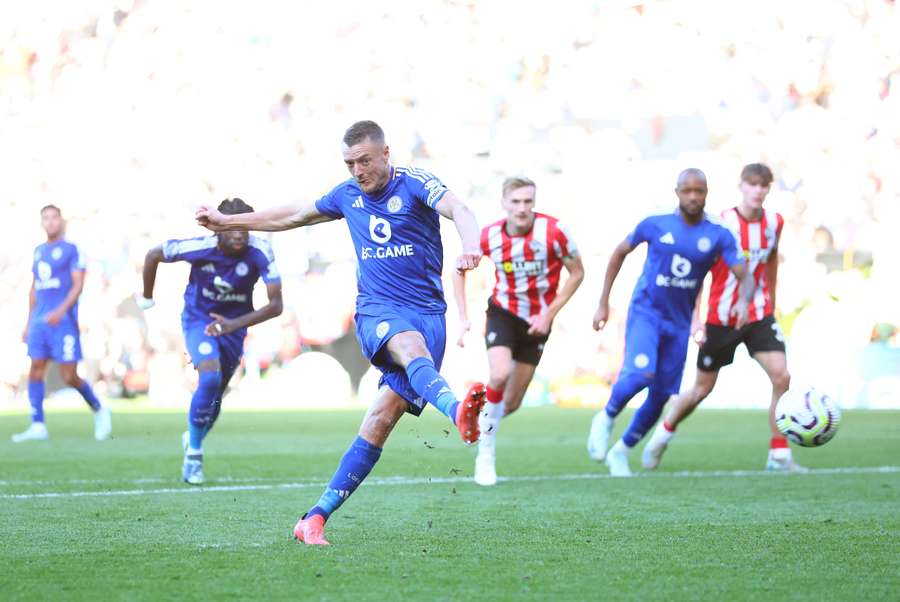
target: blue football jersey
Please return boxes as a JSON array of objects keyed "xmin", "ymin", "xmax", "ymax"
[
  {"xmin": 162, "ymin": 235, "xmax": 280, "ymax": 322},
  {"xmin": 627, "ymin": 212, "xmax": 743, "ymax": 328},
  {"xmin": 315, "ymin": 166, "xmax": 450, "ymax": 314},
  {"xmin": 31, "ymin": 239, "xmax": 85, "ymax": 327}
]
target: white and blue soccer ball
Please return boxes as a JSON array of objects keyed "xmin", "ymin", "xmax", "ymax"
[{"xmin": 775, "ymin": 386, "xmax": 841, "ymax": 447}]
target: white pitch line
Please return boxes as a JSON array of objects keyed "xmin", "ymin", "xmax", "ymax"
[{"xmin": 2, "ymin": 466, "xmax": 898, "ymax": 501}]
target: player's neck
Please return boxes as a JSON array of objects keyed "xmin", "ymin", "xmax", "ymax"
[
  {"xmin": 45, "ymin": 233, "xmax": 63, "ymax": 243},
  {"xmin": 737, "ymin": 203, "xmax": 763, "ymax": 221},
  {"xmin": 504, "ymin": 217, "xmax": 534, "ymax": 237},
  {"xmin": 678, "ymin": 209, "xmax": 703, "ymax": 226}
]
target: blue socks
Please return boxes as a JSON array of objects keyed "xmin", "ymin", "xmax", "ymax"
[
  {"xmin": 75, "ymin": 381, "xmax": 101, "ymax": 411},
  {"xmin": 604, "ymin": 371, "xmax": 654, "ymax": 418},
  {"xmin": 188, "ymin": 370, "xmax": 222, "ymax": 449},
  {"xmin": 28, "ymin": 380, "xmax": 45, "ymax": 423},
  {"xmin": 406, "ymin": 357, "xmax": 459, "ymax": 421},
  {"xmin": 621, "ymin": 389, "xmax": 670, "ymax": 447},
  {"xmin": 308, "ymin": 436, "xmax": 382, "ymax": 521}
]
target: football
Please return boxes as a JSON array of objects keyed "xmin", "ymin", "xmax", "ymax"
[{"xmin": 775, "ymin": 387, "xmax": 842, "ymax": 447}]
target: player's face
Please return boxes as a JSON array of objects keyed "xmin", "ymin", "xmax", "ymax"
[
  {"xmin": 675, "ymin": 177, "xmax": 707, "ymax": 219},
  {"xmin": 739, "ymin": 175, "xmax": 770, "ymax": 211},
  {"xmin": 40, "ymin": 208, "xmax": 64, "ymax": 239},
  {"xmin": 343, "ymin": 138, "xmax": 391, "ymax": 195},
  {"xmin": 502, "ymin": 185, "xmax": 536, "ymax": 232},
  {"xmin": 217, "ymin": 230, "xmax": 248, "ymax": 256}
]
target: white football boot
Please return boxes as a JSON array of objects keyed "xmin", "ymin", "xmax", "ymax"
[
  {"xmin": 11, "ymin": 422, "xmax": 49, "ymax": 443},
  {"xmin": 587, "ymin": 411, "xmax": 614, "ymax": 462},
  {"xmin": 605, "ymin": 440, "xmax": 633, "ymax": 477},
  {"xmin": 94, "ymin": 405, "xmax": 112, "ymax": 441}
]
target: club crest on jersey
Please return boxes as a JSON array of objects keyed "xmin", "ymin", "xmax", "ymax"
[
  {"xmin": 697, "ymin": 237, "xmax": 712, "ymax": 252},
  {"xmin": 51, "ymin": 247, "xmax": 63, "ymax": 260},
  {"xmin": 235, "ymin": 262, "xmax": 249, "ymax": 276},
  {"xmin": 387, "ymin": 196, "xmax": 403, "ymax": 213},
  {"xmin": 369, "ymin": 215, "xmax": 392, "ymax": 244},
  {"xmin": 634, "ymin": 353, "xmax": 650, "ymax": 369},
  {"xmin": 198, "ymin": 342, "xmax": 213, "ymax": 355},
  {"xmin": 376, "ymin": 321, "xmax": 390, "ymax": 339}
]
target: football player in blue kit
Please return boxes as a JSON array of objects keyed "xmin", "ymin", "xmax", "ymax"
[
  {"xmin": 196, "ymin": 120, "xmax": 486, "ymax": 545},
  {"xmin": 587, "ymin": 169, "xmax": 754, "ymax": 476},
  {"xmin": 13, "ymin": 204, "xmax": 111, "ymax": 443},
  {"xmin": 139, "ymin": 198, "xmax": 283, "ymax": 485}
]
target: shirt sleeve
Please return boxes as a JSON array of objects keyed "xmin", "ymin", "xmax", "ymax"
[
  {"xmin": 479, "ymin": 226, "xmax": 490, "ymax": 256},
  {"xmin": 551, "ymin": 221, "xmax": 579, "ymax": 259},
  {"xmin": 70, "ymin": 244, "xmax": 87, "ymax": 272},
  {"xmin": 314, "ymin": 185, "xmax": 345, "ymax": 219},
  {"xmin": 405, "ymin": 168, "xmax": 448, "ymax": 210},
  {"xmin": 717, "ymin": 228, "xmax": 744, "ymax": 267},
  {"xmin": 626, "ymin": 217, "xmax": 653, "ymax": 247},
  {"xmin": 162, "ymin": 237, "xmax": 211, "ymax": 263},
  {"xmin": 249, "ymin": 237, "xmax": 281, "ymax": 284}
]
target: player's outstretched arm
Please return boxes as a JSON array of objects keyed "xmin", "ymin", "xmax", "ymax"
[
  {"xmin": 206, "ymin": 282, "xmax": 283, "ymax": 337},
  {"xmin": 433, "ymin": 192, "xmax": 482, "ymax": 273},
  {"xmin": 196, "ymin": 202, "xmax": 335, "ymax": 233},
  {"xmin": 593, "ymin": 238, "xmax": 634, "ymax": 331},
  {"xmin": 451, "ymin": 270, "xmax": 471, "ymax": 347}
]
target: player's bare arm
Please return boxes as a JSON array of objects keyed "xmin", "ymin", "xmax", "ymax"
[
  {"xmin": 196, "ymin": 201, "xmax": 335, "ymax": 233},
  {"xmin": 434, "ymin": 191, "xmax": 482, "ymax": 273},
  {"xmin": 728, "ymin": 262, "xmax": 756, "ymax": 328},
  {"xmin": 46, "ymin": 270, "xmax": 84, "ymax": 326},
  {"xmin": 138, "ymin": 245, "xmax": 165, "ymax": 309},
  {"xmin": 23, "ymin": 277, "xmax": 36, "ymax": 342},
  {"xmin": 691, "ymin": 280, "xmax": 706, "ymax": 344},
  {"xmin": 206, "ymin": 281, "xmax": 283, "ymax": 337},
  {"xmin": 451, "ymin": 270, "xmax": 471, "ymax": 347},
  {"xmin": 528, "ymin": 252, "xmax": 585, "ymax": 336},
  {"xmin": 593, "ymin": 238, "xmax": 634, "ymax": 331}
]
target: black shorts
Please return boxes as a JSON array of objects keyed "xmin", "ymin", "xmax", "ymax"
[
  {"xmin": 697, "ymin": 315, "xmax": 786, "ymax": 372},
  {"xmin": 484, "ymin": 300, "xmax": 549, "ymax": 366}
]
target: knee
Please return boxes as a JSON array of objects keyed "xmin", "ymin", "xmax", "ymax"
[
  {"xmin": 772, "ymin": 370, "xmax": 791, "ymax": 393},
  {"xmin": 488, "ymin": 368, "xmax": 510, "ymax": 391},
  {"xmin": 197, "ymin": 370, "xmax": 222, "ymax": 395},
  {"xmin": 363, "ymin": 397, "xmax": 405, "ymax": 437},
  {"xmin": 61, "ymin": 373, "xmax": 81, "ymax": 388}
]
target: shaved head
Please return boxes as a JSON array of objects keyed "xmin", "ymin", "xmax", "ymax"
[{"xmin": 676, "ymin": 168, "xmax": 707, "ymax": 188}]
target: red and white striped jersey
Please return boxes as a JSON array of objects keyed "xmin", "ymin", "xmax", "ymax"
[
  {"xmin": 480, "ymin": 212, "xmax": 577, "ymax": 321},
  {"xmin": 707, "ymin": 207, "xmax": 784, "ymax": 326}
]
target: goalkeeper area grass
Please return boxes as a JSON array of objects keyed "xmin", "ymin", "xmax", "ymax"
[{"xmin": 2, "ymin": 407, "xmax": 898, "ymax": 600}]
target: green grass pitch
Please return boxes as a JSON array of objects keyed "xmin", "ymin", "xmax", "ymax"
[{"xmin": 2, "ymin": 407, "xmax": 898, "ymax": 600}]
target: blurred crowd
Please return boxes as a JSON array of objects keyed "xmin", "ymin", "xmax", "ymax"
[{"xmin": 1, "ymin": 0, "xmax": 897, "ymax": 409}]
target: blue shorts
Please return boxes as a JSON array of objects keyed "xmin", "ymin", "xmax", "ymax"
[
  {"xmin": 27, "ymin": 321, "xmax": 82, "ymax": 363},
  {"xmin": 182, "ymin": 314, "xmax": 245, "ymax": 385},
  {"xmin": 355, "ymin": 306, "xmax": 447, "ymax": 416},
  {"xmin": 620, "ymin": 306, "xmax": 690, "ymax": 396}
]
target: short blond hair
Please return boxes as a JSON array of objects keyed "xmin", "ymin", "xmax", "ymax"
[{"xmin": 502, "ymin": 176, "xmax": 536, "ymax": 198}]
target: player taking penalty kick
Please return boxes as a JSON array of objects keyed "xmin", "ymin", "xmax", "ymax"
[
  {"xmin": 453, "ymin": 176, "xmax": 583, "ymax": 486},
  {"xmin": 196, "ymin": 120, "xmax": 486, "ymax": 545},
  {"xmin": 643, "ymin": 163, "xmax": 800, "ymax": 472},
  {"xmin": 587, "ymin": 169, "xmax": 754, "ymax": 476}
]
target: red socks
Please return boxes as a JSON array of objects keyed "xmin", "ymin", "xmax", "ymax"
[{"xmin": 486, "ymin": 386, "xmax": 503, "ymax": 405}]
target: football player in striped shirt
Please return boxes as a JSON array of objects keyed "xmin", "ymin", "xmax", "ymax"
[
  {"xmin": 643, "ymin": 164, "xmax": 799, "ymax": 472},
  {"xmin": 453, "ymin": 176, "xmax": 584, "ymax": 486},
  {"xmin": 139, "ymin": 198, "xmax": 283, "ymax": 485}
]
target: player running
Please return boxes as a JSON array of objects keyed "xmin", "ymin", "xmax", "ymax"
[
  {"xmin": 587, "ymin": 168, "xmax": 754, "ymax": 476},
  {"xmin": 13, "ymin": 205, "xmax": 111, "ymax": 442},
  {"xmin": 196, "ymin": 120, "xmax": 487, "ymax": 545},
  {"xmin": 453, "ymin": 176, "xmax": 584, "ymax": 486},
  {"xmin": 139, "ymin": 198, "xmax": 283, "ymax": 485},
  {"xmin": 643, "ymin": 163, "xmax": 799, "ymax": 472}
]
